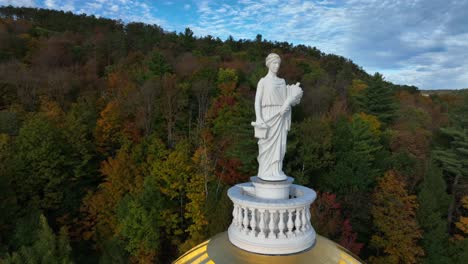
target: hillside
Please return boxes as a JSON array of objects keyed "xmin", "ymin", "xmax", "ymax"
[{"xmin": 0, "ymin": 6, "xmax": 467, "ymax": 263}]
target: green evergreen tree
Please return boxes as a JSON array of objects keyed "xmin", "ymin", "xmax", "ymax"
[
  {"xmin": 3, "ymin": 214, "xmax": 73, "ymax": 264},
  {"xmin": 323, "ymin": 114, "xmax": 382, "ymax": 194},
  {"xmin": 146, "ymin": 50, "xmax": 172, "ymax": 79},
  {"xmin": 321, "ymin": 114, "xmax": 384, "ymax": 245},
  {"xmin": 417, "ymin": 165, "xmax": 452, "ymax": 264},
  {"xmin": 286, "ymin": 117, "xmax": 334, "ymax": 186},
  {"xmin": 433, "ymin": 95, "xmax": 468, "ymax": 231},
  {"xmin": 359, "ymin": 73, "xmax": 397, "ymax": 124}
]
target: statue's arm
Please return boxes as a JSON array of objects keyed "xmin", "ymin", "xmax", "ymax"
[
  {"xmin": 255, "ymin": 78, "xmax": 265, "ymax": 125},
  {"xmin": 281, "ymin": 82, "xmax": 302, "ymax": 115},
  {"xmin": 280, "ymin": 81, "xmax": 291, "ymax": 115}
]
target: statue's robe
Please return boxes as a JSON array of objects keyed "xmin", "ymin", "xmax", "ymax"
[{"xmin": 256, "ymin": 75, "xmax": 291, "ymax": 181}]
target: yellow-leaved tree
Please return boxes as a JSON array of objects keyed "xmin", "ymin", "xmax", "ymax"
[
  {"xmin": 369, "ymin": 170, "xmax": 424, "ymax": 264},
  {"xmin": 455, "ymin": 196, "xmax": 468, "ymax": 240},
  {"xmin": 179, "ymin": 146, "xmax": 211, "ymax": 253}
]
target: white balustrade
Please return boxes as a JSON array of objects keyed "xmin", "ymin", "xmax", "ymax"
[{"xmin": 227, "ymin": 180, "xmax": 317, "ymax": 255}]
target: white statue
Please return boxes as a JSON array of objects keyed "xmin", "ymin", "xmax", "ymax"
[{"xmin": 252, "ymin": 53, "xmax": 303, "ymax": 181}]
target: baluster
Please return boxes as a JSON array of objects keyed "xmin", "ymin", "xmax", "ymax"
[
  {"xmin": 306, "ymin": 207, "xmax": 312, "ymax": 230},
  {"xmin": 301, "ymin": 207, "xmax": 307, "ymax": 231},
  {"xmin": 243, "ymin": 207, "xmax": 249, "ymax": 234},
  {"xmin": 232, "ymin": 205, "xmax": 238, "ymax": 226},
  {"xmin": 237, "ymin": 205, "xmax": 243, "ymax": 230},
  {"xmin": 250, "ymin": 208, "xmax": 257, "ymax": 237},
  {"xmin": 268, "ymin": 210, "xmax": 275, "ymax": 238},
  {"xmin": 295, "ymin": 208, "xmax": 302, "ymax": 235},
  {"xmin": 259, "ymin": 209, "xmax": 266, "ymax": 238},
  {"xmin": 278, "ymin": 210, "xmax": 286, "ymax": 238},
  {"xmin": 287, "ymin": 209, "xmax": 294, "ymax": 237}
]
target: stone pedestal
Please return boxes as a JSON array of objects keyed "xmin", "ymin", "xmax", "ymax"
[
  {"xmin": 227, "ymin": 177, "xmax": 317, "ymax": 255},
  {"xmin": 251, "ymin": 176, "xmax": 293, "ymax": 200}
]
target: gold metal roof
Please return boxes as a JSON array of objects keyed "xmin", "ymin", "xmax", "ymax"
[{"xmin": 174, "ymin": 232, "xmax": 363, "ymax": 264}]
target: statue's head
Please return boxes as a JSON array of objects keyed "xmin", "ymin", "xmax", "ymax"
[{"xmin": 265, "ymin": 53, "xmax": 281, "ymax": 74}]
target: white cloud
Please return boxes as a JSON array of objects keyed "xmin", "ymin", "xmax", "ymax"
[
  {"xmin": 190, "ymin": 0, "xmax": 467, "ymax": 89},
  {"xmin": 110, "ymin": 4, "xmax": 119, "ymax": 12},
  {"xmin": 60, "ymin": 1, "xmax": 75, "ymax": 12},
  {"xmin": 341, "ymin": 0, "xmax": 468, "ymax": 89},
  {"xmin": 0, "ymin": 0, "xmax": 36, "ymax": 6},
  {"xmin": 192, "ymin": 0, "xmax": 350, "ymax": 54},
  {"xmin": 86, "ymin": 2, "xmax": 102, "ymax": 10},
  {"xmin": 184, "ymin": 4, "xmax": 190, "ymax": 10},
  {"xmin": 44, "ymin": 0, "xmax": 56, "ymax": 8}
]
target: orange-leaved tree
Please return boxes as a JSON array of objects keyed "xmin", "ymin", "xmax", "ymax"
[{"xmin": 79, "ymin": 147, "xmax": 143, "ymax": 243}]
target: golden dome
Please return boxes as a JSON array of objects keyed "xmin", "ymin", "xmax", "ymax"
[{"xmin": 174, "ymin": 232, "xmax": 363, "ymax": 264}]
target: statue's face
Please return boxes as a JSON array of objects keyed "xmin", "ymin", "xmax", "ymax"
[{"xmin": 268, "ymin": 59, "xmax": 280, "ymax": 74}]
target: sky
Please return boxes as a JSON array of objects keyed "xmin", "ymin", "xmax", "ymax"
[{"xmin": 1, "ymin": 0, "xmax": 467, "ymax": 90}]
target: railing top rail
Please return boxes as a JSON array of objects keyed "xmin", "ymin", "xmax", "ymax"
[{"xmin": 228, "ymin": 183, "xmax": 316, "ymax": 209}]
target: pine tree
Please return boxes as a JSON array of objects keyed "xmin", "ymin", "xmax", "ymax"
[
  {"xmin": 433, "ymin": 95, "xmax": 468, "ymax": 232},
  {"xmin": 324, "ymin": 114, "xmax": 382, "ymax": 194},
  {"xmin": 359, "ymin": 73, "xmax": 397, "ymax": 124},
  {"xmin": 369, "ymin": 171, "xmax": 424, "ymax": 264},
  {"xmin": 146, "ymin": 50, "xmax": 172, "ymax": 79},
  {"xmin": 321, "ymin": 114, "xmax": 384, "ymax": 245},
  {"xmin": 417, "ymin": 165, "xmax": 452, "ymax": 264}
]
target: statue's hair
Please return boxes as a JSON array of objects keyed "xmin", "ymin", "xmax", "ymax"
[{"xmin": 265, "ymin": 53, "xmax": 281, "ymax": 67}]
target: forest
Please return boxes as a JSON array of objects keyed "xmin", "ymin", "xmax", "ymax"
[{"xmin": 0, "ymin": 6, "xmax": 467, "ymax": 264}]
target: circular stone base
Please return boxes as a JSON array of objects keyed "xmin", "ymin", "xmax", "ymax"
[
  {"xmin": 227, "ymin": 183, "xmax": 317, "ymax": 255},
  {"xmin": 251, "ymin": 176, "xmax": 293, "ymax": 200}
]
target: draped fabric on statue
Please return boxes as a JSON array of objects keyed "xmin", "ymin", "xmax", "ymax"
[{"xmin": 257, "ymin": 76, "xmax": 291, "ymax": 180}]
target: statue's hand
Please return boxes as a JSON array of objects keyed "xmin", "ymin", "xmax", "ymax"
[
  {"xmin": 280, "ymin": 104, "xmax": 291, "ymax": 116},
  {"xmin": 255, "ymin": 119, "xmax": 268, "ymax": 128}
]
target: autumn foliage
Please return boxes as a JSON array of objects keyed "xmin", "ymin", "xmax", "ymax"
[
  {"xmin": 369, "ymin": 171, "xmax": 424, "ymax": 264},
  {"xmin": 0, "ymin": 6, "xmax": 466, "ymax": 263}
]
